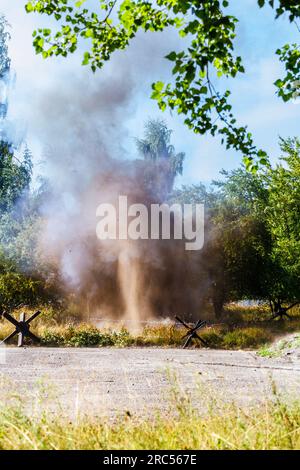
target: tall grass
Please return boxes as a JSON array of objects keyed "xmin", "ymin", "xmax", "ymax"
[
  {"xmin": 1, "ymin": 304, "xmax": 300, "ymax": 350},
  {"xmin": 0, "ymin": 393, "xmax": 299, "ymax": 449}
]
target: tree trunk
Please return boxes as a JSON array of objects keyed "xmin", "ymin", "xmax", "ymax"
[{"xmin": 212, "ymin": 282, "xmax": 225, "ymax": 319}]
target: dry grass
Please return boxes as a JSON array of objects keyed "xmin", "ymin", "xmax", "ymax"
[
  {"xmin": 1, "ymin": 303, "xmax": 300, "ymax": 350},
  {"xmin": 0, "ymin": 389, "xmax": 299, "ymax": 450}
]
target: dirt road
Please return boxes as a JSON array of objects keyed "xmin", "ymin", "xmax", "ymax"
[{"xmin": 0, "ymin": 347, "xmax": 300, "ymax": 418}]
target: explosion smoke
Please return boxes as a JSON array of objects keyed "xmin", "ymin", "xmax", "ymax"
[{"xmin": 11, "ymin": 30, "xmax": 212, "ymax": 326}]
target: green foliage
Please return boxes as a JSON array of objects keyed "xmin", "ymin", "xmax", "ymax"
[
  {"xmin": 0, "ymin": 271, "xmax": 41, "ymax": 309},
  {"xmin": 0, "ymin": 15, "xmax": 10, "ymax": 78},
  {"xmin": 41, "ymin": 330, "xmax": 65, "ymax": 346},
  {"xmin": 258, "ymin": 333, "xmax": 300, "ymax": 358},
  {"xmin": 66, "ymin": 326, "xmax": 114, "ymax": 347},
  {"xmin": 39, "ymin": 325, "xmax": 134, "ymax": 347},
  {"xmin": 0, "ymin": 143, "xmax": 33, "ymax": 214},
  {"xmin": 0, "ymin": 212, "xmax": 41, "ymax": 272},
  {"xmin": 0, "ymin": 148, "xmax": 49, "ymax": 310},
  {"xmin": 221, "ymin": 327, "xmax": 272, "ymax": 349},
  {"xmin": 136, "ymin": 119, "xmax": 185, "ymax": 198},
  {"xmin": 2, "ymin": 304, "xmax": 300, "ymax": 349},
  {"xmin": 171, "ymin": 138, "xmax": 300, "ymax": 313},
  {"xmin": 0, "ymin": 15, "xmax": 10, "ymax": 119},
  {"xmin": 24, "ymin": 1, "xmax": 300, "ymax": 167},
  {"xmin": 0, "ymin": 20, "xmax": 57, "ymax": 311},
  {"xmin": 0, "ymin": 20, "xmax": 33, "ymax": 213},
  {"xmin": 262, "ymin": 138, "xmax": 300, "ymax": 302},
  {"xmin": 275, "ymin": 43, "xmax": 300, "ymax": 102},
  {"xmin": 0, "ymin": 208, "xmax": 62, "ymax": 311},
  {"xmin": 136, "ymin": 119, "xmax": 184, "ymax": 170},
  {"xmin": 210, "ymin": 139, "xmax": 299, "ymax": 307}
]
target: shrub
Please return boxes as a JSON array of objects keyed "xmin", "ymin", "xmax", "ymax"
[
  {"xmin": 41, "ymin": 330, "xmax": 65, "ymax": 346},
  {"xmin": 0, "ymin": 272, "xmax": 41, "ymax": 308},
  {"xmin": 66, "ymin": 327, "xmax": 114, "ymax": 347},
  {"xmin": 222, "ymin": 327, "xmax": 273, "ymax": 349}
]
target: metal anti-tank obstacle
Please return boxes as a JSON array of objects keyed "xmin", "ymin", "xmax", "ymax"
[
  {"xmin": 0, "ymin": 311, "xmax": 41, "ymax": 347},
  {"xmin": 175, "ymin": 316, "xmax": 208, "ymax": 348}
]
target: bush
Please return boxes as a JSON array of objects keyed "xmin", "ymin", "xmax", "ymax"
[
  {"xmin": 111, "ymin": 328, "xmax": 134, "ymax": 347},
  {"xmin": 0, "ymin": 272, "xmax": 41, "ymax": 308},
  {"xmin": 137, "ymin": 324, "xmax": 182, "ymax": 346},
  {"xmin": 41, "ymin": 330, "xmax": 65, "ymax": 346},
  {"xmin": 66, "ymin": 327, "xmax": 114, "ymax": 347},
  {"xmin": 222, "ymin": 327, "xmax": 273, "ymax": 349}
]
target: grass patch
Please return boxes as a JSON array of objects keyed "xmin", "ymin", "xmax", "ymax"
[
  {"xmin": 221, "ymin": 327, "xmax": 273, "ymax": 349},
  {"xmin": 0, "ymin": 393, "xmax": 299, "ymax": 449},
  {"xmin": 1, "ymin": 304, "xmax": 300, "ymax": 350},
  {"xmin": 0, "ymin": 320, "xmax": 299, "ymax": 349},
  {"xmin": 258, "ymin": 333, "xmax": 300, "ymax": 358}
]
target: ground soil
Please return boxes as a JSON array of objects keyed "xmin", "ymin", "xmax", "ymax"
[{"xmin": 0, "ymin": 347, "xmax": 300, "ymax": 419}]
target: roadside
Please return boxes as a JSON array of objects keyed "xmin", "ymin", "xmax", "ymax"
[
  {"xmin": 1, "ymin": 304, "xmax": 300, "ymax": 350},
  {"xmin": 0, "ymin": 348, "xmax": 299, "ymax": 418}
]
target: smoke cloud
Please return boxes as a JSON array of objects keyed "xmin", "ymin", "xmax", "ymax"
[{"xmin": 1, "ymin": 4, "xmax": 212, "ymax": 326}]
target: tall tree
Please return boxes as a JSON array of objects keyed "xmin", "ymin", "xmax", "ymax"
[
  {"xmin": 0, "ymin": 143, "xmax": 32, "ymax": 213},
  {"xmin": 0, "ymin": 17, "xmax": 46, "ymax": 310},
  {"xmin": 136, "ymin": 119, "xmax": 184, "ymax": 172},
  {"xmin": 262, "ymin": 138, "xmax": 300, "ymax": 308},
  {"xmin": 0, "ymin": 15, "xmax": 10, "ymax": 120},
  {"xmin": 136, "ymin": 119, "xmax": 185, "ymax": 199},
  {"xmin": 0, "ymin": 18, "xmax": 32, "ymax": 213}
]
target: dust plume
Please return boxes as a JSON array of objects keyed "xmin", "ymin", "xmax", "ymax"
[{"xmin": 19, "ymin": 33, "xmax": 211, "ymax": 327}]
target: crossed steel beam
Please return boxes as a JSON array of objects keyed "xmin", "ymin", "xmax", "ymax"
[
  {"xmin": 175, "ymin": 316, "xmax": 208, "ymax": 348},
  {"xmin": 271, "ymin": 302, "xmax": 299, "ymax": 321},
  {"xmin": 0, "ymin": 311, "xmax": 41, "ymax": 347}
]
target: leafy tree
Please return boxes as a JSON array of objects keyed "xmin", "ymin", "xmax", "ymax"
[
  {"xmin": 137, "ymin": 119, "xmax": 184, "ymax": 172},
  {"xmin": 171, "ymin": 174, "xmax": 271, "ymax": 318},
  {"xmin": 136, "ymin": 119, "xmax": 185, "ymax": 199},
  {"xmin": 209, "ymin": 183, "xmax": 272, "ymax": 317},
  {"xmin": 0, "ymin": 14, "xmax": 10, "ymax": 120},
  {"xmin": 170, "ymin": 182, "xmax": 219, "ymax": 213},
  {"xmin": 0, "ymin": 18, "xmax": 33, "ymax": 213},
  {"xmin": 0, "ymin": 143, "xmax": 33, "ymax": 213},
  {"xmin": 25, "ymin": 0, "xmax": 299, "ymax": 169},
  {"xmin": 262, "ymin": 138, "xmax": 300, "ymax": 308},
  {"xmin": 0, "ymin": 18, "xmax": 45, "ymax": 310},
  {"xmin": 171, "ymin": 140, "xmax": 299, "ymax": 317},
  {"xmin": 0, "ymin": 13, "xmax": 33, "ymax": 212},
  {"xmin": 213, "ymin": 147, "xmax": 300, "ymax": 315}
]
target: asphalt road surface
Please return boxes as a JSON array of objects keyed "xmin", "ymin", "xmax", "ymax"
[{"xmin": 0, "ymin": 347, "xmax": 300, "ymax": 419}]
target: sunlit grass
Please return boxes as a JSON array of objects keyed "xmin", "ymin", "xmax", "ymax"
[
  {"xmin": 258, "ymin": 333, "xmax": 300, "ymax": 358},
  {"xmin": 1, "ymin": 303, "xmax": 300, "ymax": 350},
  {"xmin": 0, "ymin": 391, "xmax": 299, "ymax": 450}
]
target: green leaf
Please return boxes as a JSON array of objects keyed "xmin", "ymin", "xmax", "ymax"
[
  {"xmin": 75, "ymin": 0, "xmax": 87, "ymax": 7},
  {"xmin": 25, "ymin": 3, "xmax": 34, "ymax": 13},
  {"xmin": 165, "ymin": 51, "xmax": 177, "ymax": 61},
  {"xmin": 153, "ymin": 81, "xmax": 164, "ymax": 92},
  {"xmin": 85, "ymin": 29, "xmax": 94, "ymax": 38},
  {"xmin": 82, "ymin": 51, "xmax": 90, "ymax": 65}
]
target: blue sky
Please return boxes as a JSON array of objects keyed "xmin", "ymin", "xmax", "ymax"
[
  {"xmin": 1, "ymin": 0, "xmax": 300, "ymax": 186},
  {"xmin": 126, "ymin": 0, "xmax": 300, "ymax": 185}
]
